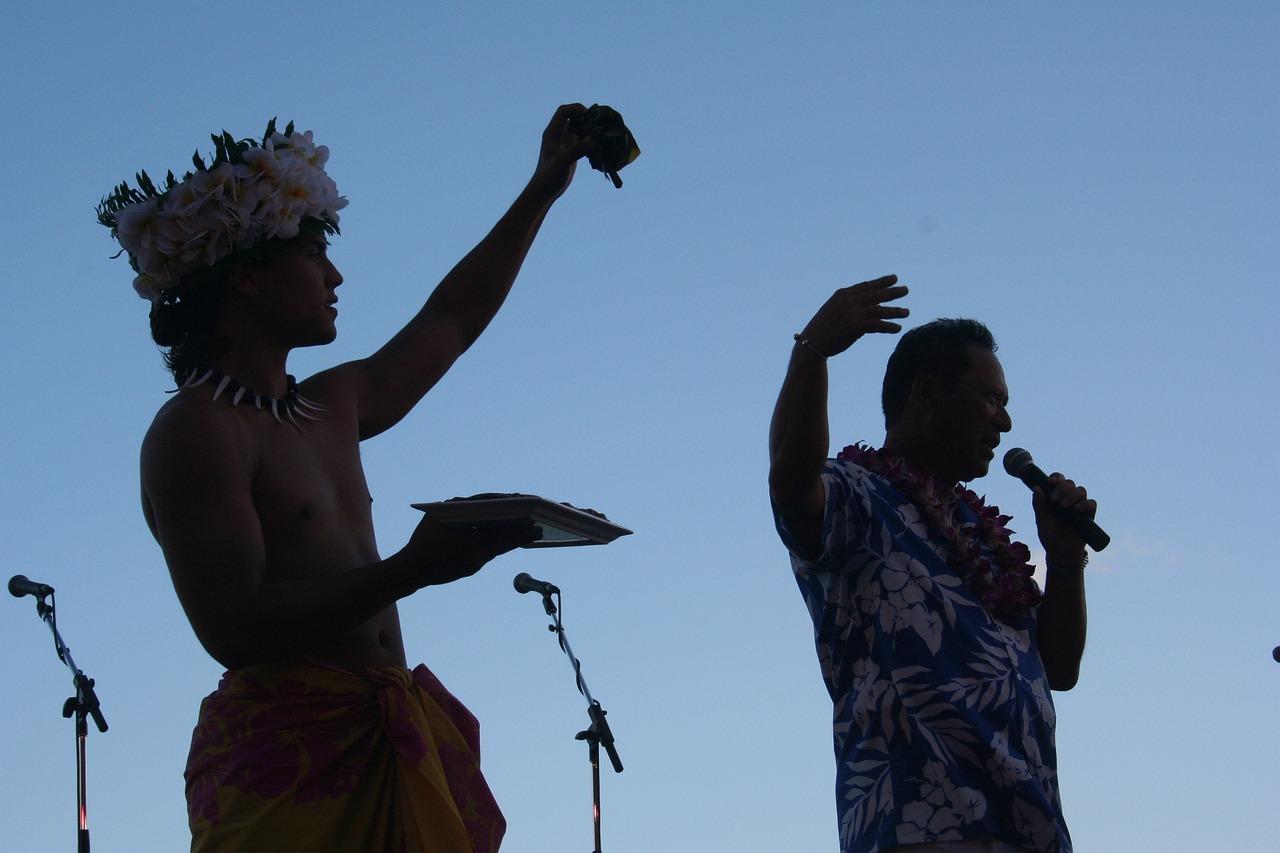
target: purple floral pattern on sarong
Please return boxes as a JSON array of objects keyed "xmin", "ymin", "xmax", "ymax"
[{"xmin": 185, "ymin": 661, "xmax": 505, "ymax": 852}]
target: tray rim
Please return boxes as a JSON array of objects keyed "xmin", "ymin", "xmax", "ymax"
[{"xmin": 411, "ymin": 495, "xmax": 632, "ymax": 546}]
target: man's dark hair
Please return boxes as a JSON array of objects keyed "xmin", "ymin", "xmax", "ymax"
[
  {"xmin": 881, "ymin": 318, "xmax": 997, "ymax": 428},
  {"xmin": 149, "ymin": 262, "xmax": 234, "ymax": 383}
]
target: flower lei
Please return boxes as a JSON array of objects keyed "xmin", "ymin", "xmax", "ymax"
[
  {"xmin": 97, "ymin": 118, "xmax": 347, "ymax": 303},
  {"xmin": 837, "ymin": 443, "xmax": 1043, "ymax": 623}
]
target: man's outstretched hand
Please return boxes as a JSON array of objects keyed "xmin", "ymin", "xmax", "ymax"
[
  {"xmin": 402, "ymin": 515, "xmax": 541, "ymax": 588},
  {"xmin": 797, "ymin": 275, "xmax": 909, "ymax": 359},
  {"xmin": 530, "ymin": 103, "xmax": 597, "ymax": 201}
]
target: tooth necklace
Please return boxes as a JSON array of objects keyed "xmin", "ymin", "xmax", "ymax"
[{"xmin": 170, "ymin": 367, "xmax": 326, "ymax": 426}]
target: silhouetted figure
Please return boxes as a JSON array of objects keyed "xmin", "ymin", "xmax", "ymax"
[
  {"xmin": 100, "ymin": 106, "xmax": 599, "ymax": 852},
  {"xmin": 769, "ymin": 276, "xmax": 1094, "ymax": 853}
]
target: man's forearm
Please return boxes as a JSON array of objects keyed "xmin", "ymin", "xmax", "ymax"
[
  {"xmin": 768, "ymin": 276, "xmax": 907, "ymax": 506},
  {"xmin": 197, "ymin": 553, "xmax": 423, "ymax": 668},
  {"xmin": 420, "ymin": 180, "xmax": 559, "ymax": 347},
  {"xmin": 1036, "ymin": 556, "xmax": 1087, "ymax": 690},
  {"xmin": 768, "ymin": 343, "xmax": 831, "ymax": 506}
]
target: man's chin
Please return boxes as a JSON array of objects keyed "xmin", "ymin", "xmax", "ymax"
[
  {"xmin": 963, "ymin": 459, "xmax": 991, "ymax": 482},
  {"xmin": 296, "ymin": 328, "xmax": 338, "ymax": 348}
]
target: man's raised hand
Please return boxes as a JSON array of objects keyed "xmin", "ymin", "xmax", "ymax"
[
  {"xmin": 530, "ymin": 103, "xmax": 597, "ymax": 200},
  {"xmin": 798, "ymin": 275, "xmax": 909, "ymax": 359}
]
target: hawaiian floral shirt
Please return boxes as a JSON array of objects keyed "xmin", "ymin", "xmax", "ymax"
[{"xmin": 774, "ymin": 459, "xmax": 1072, "ymax": 853}]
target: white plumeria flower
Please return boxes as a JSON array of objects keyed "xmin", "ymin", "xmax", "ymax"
[
  {"xmin": 114, "ymin": 197, "xmax": 161, "ymax": 255},
  {"xmin": 242, "ymin": 145, "xmax": 285, "ymax": 184},
  {"xmin": 105, "ymin": 123, "xmax": 345, "ymax": 299},
  {"xmin": 132, "ymin": 274, "xmax": 162, "ymax": 302}
]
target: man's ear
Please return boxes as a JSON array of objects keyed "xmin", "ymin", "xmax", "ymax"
[
  {"xmin": 908, "ymin": 374, "xmax": 942, "ymax": 418},
  {"xmin": 226, "ymin": 260, "xmax": 261, "ymax": 297}
]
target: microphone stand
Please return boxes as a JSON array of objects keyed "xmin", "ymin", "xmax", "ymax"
[
  {"xmin": 15, "ymin": 586, "xmax": 108, "ymax": 853},
  {"xmin": 526, "ymin": 585, "xmax": 623, "ymax": 853}
]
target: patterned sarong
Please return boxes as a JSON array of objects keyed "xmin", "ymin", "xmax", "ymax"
[{"xmin": 185, "ymin": 661, "xmax": 505, "ymax": 852}]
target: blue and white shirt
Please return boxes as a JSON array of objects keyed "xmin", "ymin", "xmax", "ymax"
[{"xmin": 774, "ymin": 458, "xmax": 1071, "ymax": 853}]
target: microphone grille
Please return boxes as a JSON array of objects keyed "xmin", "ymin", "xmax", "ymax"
[{"xmin": 1002, "ymin": 447, "xmax": 1034, "ymax": 477}]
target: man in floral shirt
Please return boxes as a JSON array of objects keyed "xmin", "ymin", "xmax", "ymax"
[{"xmin": 768, "ymin": 275, "xmax": 1096, "ymax": 853}]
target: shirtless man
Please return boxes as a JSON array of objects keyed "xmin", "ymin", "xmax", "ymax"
[{"xmin": 102, "ymin": 106, "xmax": 597, "ymax": 851}]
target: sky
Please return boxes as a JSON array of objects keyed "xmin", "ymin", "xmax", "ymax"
[{"xmin": 1, "ymin": 2, "xmax": 1277, "ymax": 851}]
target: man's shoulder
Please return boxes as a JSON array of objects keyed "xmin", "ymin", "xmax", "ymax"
[
  {"xmin": 142, "ymin": 391, "xmax": 256, "ymax": 476},
  {"xmin": 824, "ymin": 458, "xmax": 898, "ymax": 507},
  {"xmin": 296, "ymin": 361, "xmax": 362, "ymax": 405},
  {"xmin": 822, "ymin": 458, "xmax": 930, "ymax": 554}
]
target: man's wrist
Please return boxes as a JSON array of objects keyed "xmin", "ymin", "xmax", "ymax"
[
  {"xmin": 793, "ymin": 334, "xmax": 829, "ymax": 361},
  {"xmin": 523, "ymin": 169, "xmax": 568, "ymax": 205},
  {"xmin": 1046, "ymin": 549, "xmax": 1088, "ymax": 578},
  {"xmin": 381, "ymin": 549, "xmax": 427, "ymax": 598}
]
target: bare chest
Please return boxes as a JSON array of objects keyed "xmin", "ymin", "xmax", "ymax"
[{"xmin": 250, "ymin": 420, "xmax": 377, "ymax": 579}]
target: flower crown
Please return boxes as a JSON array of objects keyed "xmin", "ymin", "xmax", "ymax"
[{"xmin": 97, "ymin": 119, "xmax": 347, "ymax": 303}]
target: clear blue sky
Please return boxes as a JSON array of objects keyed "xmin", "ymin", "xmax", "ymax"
[{"xmin": 3, "ymin": 3, "xmax": 1277, "ymax": 851}]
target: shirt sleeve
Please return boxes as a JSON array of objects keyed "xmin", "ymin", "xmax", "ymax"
[{"xmin": 772, "ymin": 459, "xmax": 872, "ymax": 574}]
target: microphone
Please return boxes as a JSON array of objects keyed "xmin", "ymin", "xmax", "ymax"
[
  {"xmin": 8, "ymin": 574, "xmax": 54, "ymax": 599},
  {"xmin": 513, "ymin": 573, "xmax": 560, "ymax": 597},
  {"xmin": 1002, "ymin": 448, "xmax": 1111, "ymax": 552}
]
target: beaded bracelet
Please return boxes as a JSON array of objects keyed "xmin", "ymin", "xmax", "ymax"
[
  {"xmin": 1046, "ymin": 550, "xmax": 1089, "ymax": 579},
  {"xmin": 793, "ymin": 334, "xmax": 828, "ymax": 360}
]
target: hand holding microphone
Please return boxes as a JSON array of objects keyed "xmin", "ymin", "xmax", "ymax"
[{"xmin": 1003, "ymin": 448, "xmax": 1110, "ymax": 552}]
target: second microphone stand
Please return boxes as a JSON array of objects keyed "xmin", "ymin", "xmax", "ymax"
[
  {"xmin": 532, "ymin": 586, "xmax": 623, "ymax": 853},
  {"xmin": 15, "ymin": 584, "xmax": 108, "ymax": 853}
]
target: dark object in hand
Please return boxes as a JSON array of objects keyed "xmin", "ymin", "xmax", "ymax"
[{"xmin": 569, "ymin": 104, "xmax": 641, "ymax": 188}]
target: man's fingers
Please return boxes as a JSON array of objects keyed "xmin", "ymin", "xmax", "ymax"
[
  {"xmin": 1046, "ymin": 474, "xmax": 1071, "ymax": 502},
  {"xmin": 841, "ymin": 284, "xmax": 908, "ymax": 310},
  {"xmin": 550, "ymin": 102, "xmax": 588, "ymax": 124},
  {"xmin": 846, "ymin": 278, "xmax": 903, "ymax": 293},
  {"xmin": 803, "ymin": 275, "xmax": 911, "ymax": 354},
  {"xmin": 873, "ymin": 285, "xmax": 909, "ymax": 302},
  {"xmin": 1044, "ymin": 474, "xmax": 1094, "ymax": 514},
  {"xmin": 543, "ymin": 103, "xmax": 589, "ymax": 144}
]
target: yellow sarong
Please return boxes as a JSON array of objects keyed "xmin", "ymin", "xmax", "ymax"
[{"xmin": 185, "ymin": 662, "xmax": 505, "ymax": 852}]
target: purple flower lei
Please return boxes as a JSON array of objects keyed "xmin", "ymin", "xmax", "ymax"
[{"xmin": 837, "ymin": 443, "xmax": 1043, "ymax": 623}]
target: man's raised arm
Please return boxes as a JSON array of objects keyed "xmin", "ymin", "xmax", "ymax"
[
  {"xmin": 768, "ymin": 275, "xmax": 907, "ymax": 555},
  {"xmin": 342, "ymin": 104, "xmax": 596, "ymax": 439}
]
